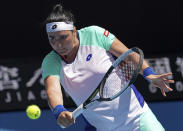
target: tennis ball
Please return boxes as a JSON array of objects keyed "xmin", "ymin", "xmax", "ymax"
[{"xmin": 26, "ymin": 105, "xmax": 41, "ymax": 119}]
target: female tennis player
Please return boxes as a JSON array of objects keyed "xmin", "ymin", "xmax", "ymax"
[{"xmin": 41, "ymin": 3, "xmax": 174, "ymax": 131}]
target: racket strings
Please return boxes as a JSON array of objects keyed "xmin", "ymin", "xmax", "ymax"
[
  {"xmin": 101, "ymin": 53, "xmax": 139, "ymax": 99},
  {"xmin": 120, "ymin": 53, "xmax": 140, "ymax": 83}
]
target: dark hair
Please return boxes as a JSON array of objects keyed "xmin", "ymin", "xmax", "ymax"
[{"xmin": 44, "ymin": 4, "xmax": 75, "ymax": 25}]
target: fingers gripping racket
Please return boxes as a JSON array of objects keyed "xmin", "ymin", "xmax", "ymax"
[{"xmin": 72, "ymin": 47, "xmax": 144, "ymax": 119}]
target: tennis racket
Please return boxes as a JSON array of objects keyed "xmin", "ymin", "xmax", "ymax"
[{"xmin": 72, "ymin": 47, "xmax": 144, "ymax": 119}]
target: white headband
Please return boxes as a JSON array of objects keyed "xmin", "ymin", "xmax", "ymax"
[{"xmin": 46, "ymin": 22, "xmax": 74, "ymax": 32}]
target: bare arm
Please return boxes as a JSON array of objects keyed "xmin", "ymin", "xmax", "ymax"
[
  {"xmin": 109, "ymin": 37, "xmax": 174, "ymax": 96},
  {"xmin": 109, "ymin": 37, "xmax": 149, "ymax": 75},
  {"xmin": 45, "ymin": 76, "xmax": 75, "ymax": 127},
  {"xmin": 45, "ymin": 76, "xmax": 64, "ymax": 109}
]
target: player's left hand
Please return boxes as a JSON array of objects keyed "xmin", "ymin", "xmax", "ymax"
[{"xmin": 146, "ymin": 72, "xmax": 174, "ymax": 96}]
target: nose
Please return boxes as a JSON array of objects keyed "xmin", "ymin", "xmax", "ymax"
[
  {"xmin": 53, "ymin": 40, "xmax": 62, "ymax": 48},
  {"xmin": 58, "ymin": 43, "xmax": 62, "ymax": 48}
]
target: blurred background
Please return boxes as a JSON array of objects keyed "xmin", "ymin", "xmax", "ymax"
[{"xmin": 0, "ymin": 0, "xmax": 183, "ymax": 131}]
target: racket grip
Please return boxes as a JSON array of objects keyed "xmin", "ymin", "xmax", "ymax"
[{"xmin": 72, "ymin": 104, "xmax": 84, "ymax": 119}]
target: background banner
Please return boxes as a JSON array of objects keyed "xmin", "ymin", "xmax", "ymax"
[
  {"xmin": 0, "ymin": 55, "xmax": 182, "ymax": 111},
  {"xmin": 136, "ymin": 55, "xmax": 183, "ymax": 101},
  {"xmin": 0, "ymin": 58, "xmax": 75, "ymax": 112}
]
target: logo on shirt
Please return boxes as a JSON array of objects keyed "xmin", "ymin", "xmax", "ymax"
[
  {"xmin": 104, "ymin": 30, "xmax": 109, "ymax": 37},
  {"xmin": 86, "ymin": 54, "xmax": 92, "ymax": 61}
]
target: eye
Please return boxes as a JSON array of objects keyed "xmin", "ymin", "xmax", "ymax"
[
  {"xmin": 59, "ymin": 35, "xmax": 68, "ymax": 40},
  {"xmin": 48, "ymin": 36, "xmax": 54, "ymax": 41}
]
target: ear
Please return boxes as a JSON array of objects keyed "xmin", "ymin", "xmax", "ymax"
[{"xmin": 73, "ymin": 26, "xmax": 77, "ymax": 35}]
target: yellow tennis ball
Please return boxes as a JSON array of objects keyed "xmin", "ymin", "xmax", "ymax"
[{"xmin": 26, "ymin": 105, "xmax": 41, "ymax": 119}]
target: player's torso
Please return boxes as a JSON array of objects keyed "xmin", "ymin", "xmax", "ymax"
[
  {"xmin": 59, "ymin": 26, "xmax": 146, "ymax": 130},
  {"xmin": 60, "ymin": 44, "xmax": 114, "ymax": 105},
  {"xmin": 60, "ymin": 26, "xmax": 115, "ymax": 105}
]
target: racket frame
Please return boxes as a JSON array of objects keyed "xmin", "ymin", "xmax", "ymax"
[{"xmin": 72, "ymin": 47, "xmax": 144, "ymax": 118}]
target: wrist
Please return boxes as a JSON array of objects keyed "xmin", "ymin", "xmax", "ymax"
[
  {"xmin": 143, "ymin": 67, "xmax": 157, "ymax": 82},
  {"xmin": 53, "ymin": 105, "xmax": 68, "ymax": 120}
]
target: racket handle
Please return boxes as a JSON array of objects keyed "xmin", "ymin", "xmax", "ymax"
[{"xmin": 72, "ymin": 104, "xmax": 84, "ymax": 119}]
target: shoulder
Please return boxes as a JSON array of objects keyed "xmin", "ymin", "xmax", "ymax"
[
  {"xmin": 42, "ymin": 51, "xmax": 62, "ymax": 66},
  {"xmin": 41, "ymin": 51, "xmax": 62, "ymax": 80},
  {"xmin": 78, "ymin": 25, "xmax": 105, "ymax": 34},
  {"xmin": 78, "ymin": 26, "xmax": 115, "ymax": 50},
  {"xmin": 78, "ymin": 25, "xmax": 109, "ymax": 41}
]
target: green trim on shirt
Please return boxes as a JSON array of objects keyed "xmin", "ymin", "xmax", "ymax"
[
  {"xmin": 41, "ymin": 51, "xmax": 61, "ymax": 81},
  {"xmin": 78, "ymin": 26, "xmax": 115, "ymax": 50}
]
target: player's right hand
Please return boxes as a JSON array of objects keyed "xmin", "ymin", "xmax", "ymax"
[{"xmin": 57, "ymin": 111, "xmax": 76, "ymax": 128}]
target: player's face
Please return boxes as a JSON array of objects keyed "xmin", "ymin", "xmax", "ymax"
[{"xmin": 47, "ymin": 28, "xmax": 77, "ymax": 56}]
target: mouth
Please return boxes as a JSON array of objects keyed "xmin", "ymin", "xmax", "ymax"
[{"xmin": 58, "ymin": 50, "xmax": 67, "ymax": 55}]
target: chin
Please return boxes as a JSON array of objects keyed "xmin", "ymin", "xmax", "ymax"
[{"xmin": 59, "ymin": 52, "xmax": 68, "ymax": 56}]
